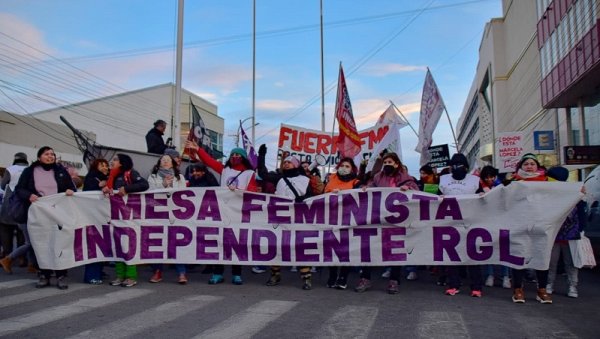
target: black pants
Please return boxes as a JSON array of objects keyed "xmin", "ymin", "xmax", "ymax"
[
  {"xmin": 360, "ymin": 267, "xmax": 402, "ymax": 281},
  {"xmin": 212, "ymin": 265, "xmax": 241, "ymax": 276},
  {"xmin": 446, "ymin": 265, "xmax": 483, "ymax": 291},
  {"xmin": 512, "ymin": 269, "xmax": 548, "ymax": 289},
  {"xmin": 40, "ymin": 269, "xmax": 67, "ymax": 279}
]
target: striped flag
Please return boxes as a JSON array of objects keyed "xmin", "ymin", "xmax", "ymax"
[{"xmin": 335, "ymin": 64, "xmax": 361, "ymax": 158}]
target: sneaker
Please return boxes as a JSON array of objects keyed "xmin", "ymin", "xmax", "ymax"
[
  {"xmin": 436, "ymin": 276, "xmax": 447, "ymax": 286},
  {"xmin": 88, "ymin": 279, "xmax": 103, "ymax": 285},
  {"xmin": 149, "ymin": 270, "xmax": 162, "ymax": 283},
  {"xmin": 567, "ymin": 285, "xmax": 578, "ymax": 298},
  {"xmin": 266, "ymin": 274, "xmax": 281, "ymax": 286},
  {"xmin": 381, "ymin": 268, "xmax": 391, "ymax": 278},
  {"xmin": 326, "ymin": 277, "xmax": 337, "ymax": 288},
  {"xmin": 485, "ymin": 275, "xmax": 494, "ymax": 287},
  {"xmin": 387, "ymin": 280, "xmax": 399, "ymax": 294},
  {"xmin": 545, "ymin": 283, "xmax": 553, "ymax": 295},
  {"xmin": 445, "ymin": 288, "xmax": 459, "ymax": 296},
  {"xmin": 57, "ymin": 276, "xmax": 68, "ymax": 290},
  {"xmin": 302, "ymin": 278, "xmax": 312, "ymax": 290},
  {"xmin": 35, "ymin": 276, "xmax": 50, "ymax": 288},
  {"xmin": 406, "ymin": 272, "xmax": 418, "ymax": 281},
  {"xmin": 232, "ymin": 275, "xmax": 243, "ymax": 285},
  {"xmin": 502, "ymin": 276, "xmax": 511, "ymax": 289},
  {"xmin": 354, "ymin": 278, "xmax": 372, "ymax": 293},
  {"xmin": 121, "ymin": 278, "xmax": 137, "ymax": 287},
  {"xmin": 252, "ymin": 266, "xmax": 266, "ymax": 274},
  {"xmin": 470, "ymin": 290, "xmax": 482, "ymax": 298},
  {"xmin": 178, "ymin": 274, "xmax": 188, "ymax": 285},
  {"xmin": 290, "ymin": 266, "xmax": 297, "ymax": 272},
  {"xmin": 208, "ymin": 274, "xmax": 224, "ymax": 285},
  {"xmin": 536, "ymin": 288, "xmax": 552, "ymax": 304},
  {"xmin": 512, "ymin": 288, "xmax": 525, "ymax": 303},
  {"xmin": 110, "ymin": 278, "xmax": 124, "ymax": 286},
  {"xmin": 334, "ymin": 278, "xmax": 347, "ymax": 290},
  {"xmin": 0, "ymin": 256, "xmax": 12, "ymax": 274}
]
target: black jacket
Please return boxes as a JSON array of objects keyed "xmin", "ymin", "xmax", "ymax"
[
  {"xmin": 145, "ymin": 128, "xmax": 167, "ymax": 154},
  {"xmin": 15, "ymin": 163, "xmax": 77, "ymax": 218}
]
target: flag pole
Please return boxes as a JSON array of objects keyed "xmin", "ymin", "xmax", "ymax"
[
  {"xmin": 251, "ymin": 0, "xmax": 256, "ymax": 145},
  {"xmin": 320, "ymin": 0, "xmax": 325, "ymax": 132},
  {"xmin": 443, "ymin": 107, "xmax": 460, "ymax": 152},
  {"xmin": 389, "ymin": 100, "xmax": 419, "ymax": 138},
  {"xmin": 328, "ymin": 62, "xmax": 342, "ymax": 174}
]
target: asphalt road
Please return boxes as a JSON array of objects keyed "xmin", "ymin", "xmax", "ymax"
[{"xmin": 1, "ymin": 264, "xmax": 599, "ymax": 338}]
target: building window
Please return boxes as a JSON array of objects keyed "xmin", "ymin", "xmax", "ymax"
[{"xmin": 584, "ymin": 102, "xmax": 600, "ymax": 145}]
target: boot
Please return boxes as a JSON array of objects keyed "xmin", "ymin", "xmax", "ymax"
[
  {"xmin": 36, "ymin": 276, "xmax": 50, "ymax": 288},
  {"xmin": 536, "ymin": 288, "xmax": 552, "ymax": 304},
  {"xmin": 0, "ymin": 256, "xmax": 12, "ymax": 274}
]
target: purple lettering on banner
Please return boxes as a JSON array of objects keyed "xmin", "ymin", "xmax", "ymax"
[
  {"xmin": 281, "ymin": 230, "xmax": 292, "ymax": 261},
  {"xmin": 196, "ymin": 227, "xmax": 220, "ymax": 260},
  {"xmin": 432, "ymin": 226, "xmax": 460, "ymax": 262},
  {"xmin": 342, "ymin": 192, "xmax": 368, "ymax": 225},
  {"xmin": 110, "ymin": 194, "xmax": 142, "ymax": 220},
  {"xmin": 384, "ymin": 192, "xmax": 409, "ymax": 224},
  {"xmin": 412, "ymin": 194, "xmax": 437, "ymax": 220},
  {"xmin": 167, "ymin": 226, "xmax": 193, "ymax": 259},
  {"xmin": 295, "ymin": 230, "xmax": 320, "ymax": 262},
  {"xmin": 370, "ymin": 191, "xmax": 382, "ymax": 225},
  {"xmin": 323, "ymin": 229, "xmax": 349, "ymax": 262},
  {"xmin": 140, "ymin": 226, "xmax": 164, "ymax": 259},
  {"xmin": 328, "ymin": 195, "xmax": 339, "ymax": 225},
  {"xmin": 172, "ymin": 190, "xmax": 196, "ymax": 219},
  {"xmin": 295, "ymin": 197, "xmax": 325, "ymax": 225},
  {"xmin": 241, "ymin": 192, "xmax": 265, "ymax": 223},
  {"xmin": 86, "ymin": 224, "xmax": 113, "ymax": 259},
  {"xmin": 466, "ymin": 228, "xmax": 493, "ymax": 261},
  {"xmin": 145, "ymin": 193, "xmax": 169, "ymax": 219},
  {"xmin": 267, "ymin": 196, "xmax": 292, "ymax": 224},
  {"xmin": 435, "ymin": 198, "xmax": 463, "ymax": 220},
  {"xmin": 381, "ymin": 227, "xmax": 407, "ymax": 261},
  {"xmin": 353, "ymin": 228, "xmax": 378, "ymax": 261},
  {"xmin": 223, "ymin": 228, "xmax": 249, "ymax": 261},
  {"xmin": 74, "ymin": 228, "xmax": 83, "ymax": 261},
  {"xmin": 251, "ymin": 229, "xmax": 276, "ymax": 261},
  {"xmin": 499, "ymin": 229, "xmax": 524, "ymax": 266},
  {"xmin": 113, "ymin": 226, "xmax": 137, "ymax": 261},
  {"xmin": 197, "ymin": 190, "xmax": 222, "ymax": 221}
]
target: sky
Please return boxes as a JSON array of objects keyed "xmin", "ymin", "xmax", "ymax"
[{"xmin": 0, "ymin": 0, "xmax": 502, "ymax": 175}]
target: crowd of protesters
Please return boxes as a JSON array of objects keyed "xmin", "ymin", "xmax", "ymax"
[{"xmin": 0, "ymin": 142, "xmax": 588, "ymax": 304}]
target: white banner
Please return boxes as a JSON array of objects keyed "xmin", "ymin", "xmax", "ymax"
[
  {"xmin": 277, "ymin": 123, "xmax": 391, "ymax": 165},
  {"xmin": 416, "ymin": 69, "xmax": 446, "ymax": 165},
  {"xmin": 27, "ymin": 182, "xmax": 582, "ymax": 270},
  {"xmin": 495, "ymin": 131, "xmax": 527, "ymax": 173}
]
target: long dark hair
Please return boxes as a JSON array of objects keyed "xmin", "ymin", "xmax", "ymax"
[{"xmin": 151, "ymin": 155, "xmax": 181, "ymax": 179}]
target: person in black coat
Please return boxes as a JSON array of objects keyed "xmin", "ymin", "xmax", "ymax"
[
  {"xmin": 14, "ymin": 146, "xmax": 76, "ymax": 289},
  {"xmin": 146, "ymin": 119, "xmax": 169, "ymax": 154}
]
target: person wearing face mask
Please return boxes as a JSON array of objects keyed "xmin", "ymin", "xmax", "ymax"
[
  {"xmin": 184, "ymin": 141, "xmax": 258, "ymax": 285},
  {"xmin": 438, "ymin": 153, "xmax": 483, "ymax": 298},
  {"xmin": 354, "ymin": 152, "xmax": 418, "ymax": 294},
  {"xmin": 324, "ymin": 158, "xmax": 361, "ymax": 290}
]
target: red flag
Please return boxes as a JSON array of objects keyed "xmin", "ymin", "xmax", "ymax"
[{"xmin": 335, "ymin": 64, "xmax": 361, "ymax": 158}]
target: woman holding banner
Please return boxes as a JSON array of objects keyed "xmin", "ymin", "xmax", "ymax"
[
  {"xmin": 508, "ymin": 153, "xmax": 552, "ymax": 304},
  {"xmin": 324, "ymin": 157, "xmax": 361, "ymax": 290},
  {"xmin": 355, "ymin": 152, "xmax": 418, "ymax": 294},
  {"xmin": 13, "ymin": 146, "xmax": 76, "ymax": 289},
  {"xmin": 102, "ymin": 154, "xmax": 149, "ymax": 288},
  {"xmin": 185, "ymin": 140, "xmax": 258, "ymax": 285},
  {"xmin": 147, "ymin": 154, "xmax": 188, "ymax": 284}
]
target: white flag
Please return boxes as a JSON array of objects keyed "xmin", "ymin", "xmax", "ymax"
[
  {"xmin": 415, "ymin": 69, "xmax": 446, "ymax": 165},
  {"xmin": 361, "ymin": 104, "xmax": 408, "ymax": 172}
]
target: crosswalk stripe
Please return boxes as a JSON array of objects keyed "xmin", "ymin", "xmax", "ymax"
[
  {"xmin": 192, "ymin": 300, "xmax": 298, "ymax": 339},
  {"xmin": 66, "ymin": 295, "xmax": 223, "ymax": 339},
  {"xmin": 0, "ymin": 283, "xmax": 94, "ymax": 308},
  {"xmin": 0, "ymin": 288, "xmax": 152, "ymax": 336},
  {"xmin": 417, "ymin": 311, "xmax": 470, "ymax": 339},
  {"xmin": 0, "ymin": 279, "xmax": 37, "ymax": 290},
  {"xmin": 516, "ymin": 315, "xmax": 578, "ymax": 338},
  {"xmin": 315, "ymin": 305, "xmax": 378, "ymax": 339}
]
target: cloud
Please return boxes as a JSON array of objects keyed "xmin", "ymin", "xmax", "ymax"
[
  {"xmin": 0, "ymin": 13, "xmax": 55, "ymax": 60},
  {"xmin": 256, "ymin": 99, "xmax": 296, "ymax": 111},
  {"xmin": 362, "ymin": 63, "xmax": 426, "ymax": 77}
]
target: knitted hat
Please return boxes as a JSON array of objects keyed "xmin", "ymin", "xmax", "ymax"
[
  {"xmin": 284, "ymin": 155, "xmax": 300, "ymax": 168},
  {"xmin": 230, "ymin": 147, "xmax": 248, "ymax": 159},
  {"xmin": 164, "ymin": 148, "xmax": 180, "ymax": 159},
  {"xmin": 547, "ymin": 166, "xmax": 569, "ymax": 182},
  {"xmin": 14, "ymin": 152, "xmax": 28, "ymax": 162}
]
